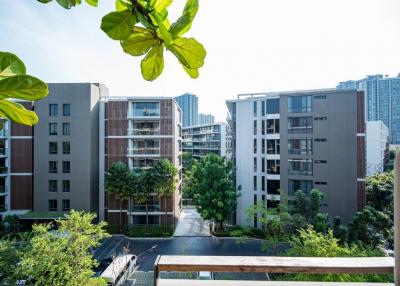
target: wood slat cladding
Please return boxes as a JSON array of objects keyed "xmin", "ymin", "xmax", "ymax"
[
  {"xmin": 357, "ymin": 91, "xmax": 365, "ymax": 134},
  {"xmin": 106, "ymin": 119, "xmax": 128, "ymax": 136},
  {"xmin": 10, "ymin": 175, "xmax": 32, "ymax": 210},
  {"xmin": 160, "ymin": 99, "xmax": 173, "ymax": 117},
  {"xmin": 160, "ymin": 196, "xmax": 173, "ymax": 212},
  {"xmin": 357, "ymin": 137, "xmax": 366, "ymax": 179},
  {"xmin": 11, "ymin": 122, "xmax": 33, "ymax": 137},
  {"xmin": 105, "ymin": 101, "xmax": 128, "ymax": 136},
  {"xmin": 106, "ymin": 192, "xmax": 128, "ymax": 209},
  {"xmin": 160, "ymin": 118, "xmax": 173, "ymax": 135},
  {"xmin": 357, "ymin": 181, "xmax": 366, "ymax": 211},
  {"xmin": 105, "ymin": 138, "xmax": 128, "ymax": 157},
  {"xmin": 11, "ymin": 139, "xmax": 33, "ymax": 173},
  {"xmin": 160, "ymin": 138, "xmax": 173, "ymax": 157}
]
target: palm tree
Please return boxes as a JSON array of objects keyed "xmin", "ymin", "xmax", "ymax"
[
  {"xmin": 105, "ymin": 162, "xmax": 131, "ymax": 231},
  {"xmin": 153, "ymin": 159, "xmax": 177, "ymax": 232},
  {"xmin": 133, "ymin": 170, "xmax": 152, "ymax": 234}
]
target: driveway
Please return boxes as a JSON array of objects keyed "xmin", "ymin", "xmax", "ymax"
[{"xmin": 173, "ymin": 207, "xmax": 210, "ymax": 237}]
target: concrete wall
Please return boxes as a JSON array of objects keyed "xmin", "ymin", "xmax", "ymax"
[{"xmin": 366, "ymin": 121, "xmax": 389, "ymax": 176}]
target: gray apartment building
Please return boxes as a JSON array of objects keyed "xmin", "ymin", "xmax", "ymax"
[
  {"xmin": 99, "ymin": 97, "xmax": 182, "ymax": 226},
  {"xmin": 226, "ymin": 89, "xmax": 365, "ymax": 226},
  {"xmin": 0, "ymin": 83, "xmax": 107, "ymax": 220},
  {"xmin": 182, "ymin": 122, "xmax": 231, "ymax": 159},
  {"xmin": 175, "ymin": 93, "xmax": 198, "ymax": 127}
]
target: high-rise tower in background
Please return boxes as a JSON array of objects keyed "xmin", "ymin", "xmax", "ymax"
[
  {"xmin": 175, "ymin": 93, "xmax": 198, "ymax": 127},
  {"xmin": 198, "ymin": 113, "xmax": 215, "ymax": 125},
  {"xmin": 337, "ymin": 74, "xmax": 400, "ymax": 144}
]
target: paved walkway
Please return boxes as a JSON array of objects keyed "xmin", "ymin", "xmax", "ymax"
[{"xmin": 173, "ymin": 208, "xmax": 210, "ymax": 237}]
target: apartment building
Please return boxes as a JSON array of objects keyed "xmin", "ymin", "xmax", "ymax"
[
  {"xmin": 366, "ymin": 121, "xmax": 389, "ymax": 176},
  {"xmin": 0, "ymin": 83, "xmax": 106, "ymax": 221},
  {"xmin": 226, "ymin": 89, "xmax": 365, "ymax": 225},
  {"xmin": 99, "ymin": 97, "xmax": 182, "ymax": 225},
  {"xmin": 175, "ymin": 93, "xmax": 198, "ymax": 127},
  {"xmin": 198, "ymin": 113, "xmax": 215, "ymax": 125},
  {"xmin": 182, "ymin": 122, "xmax": 231, "ymax": 159}
]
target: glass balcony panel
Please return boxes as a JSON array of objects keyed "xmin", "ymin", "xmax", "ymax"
[{"xmin": 130, "ymin": 205, "xmax": 160, "ymax": 212}]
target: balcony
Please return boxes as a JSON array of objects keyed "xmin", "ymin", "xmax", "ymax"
[
  {"xmin": 0, "ymin": 203, "xmax": 7, "ymax": 212},
  {"xmin": 129, "ymin": 205, "xmax": 161, "ymax": 212},
  {"xmin": 0, "ymin": 166, "xmax": 8, "ymax": 174},
  {"xmin": 154, "ymin": 255, "xmax": 394, "ymax": 286},
  {"xmin": 0, "ymin": 147, "xmax": 6, "ymax": 156},
  {"xmin": 0, "ymin": 185, "xmax": 6, "ymax": 194},
  {"xmin": 128, "ymin": 128, "xmax": 161, "ymax": 136},
  {"xmin": 128, "ymin": 148, "xmax": 160, "ymax": 155}
]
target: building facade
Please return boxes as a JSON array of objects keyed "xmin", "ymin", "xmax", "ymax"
[
  {"xmin": 337, "ymin": 74, "xmax": 400, "ymax": 144},
  {"xmin": 182, "ymin": 122, "xmax": 231, "ymax": 159},
  {"xmin": 227, "ymin": 89, "xmax": 365, "ymax": 225},
  {"xmin": 0, "ymin": 83, "xmax": 107, "ymax": 220},
  {"xmin": 366, "ymin": 121, "xmax": 389, "ymax": 176},
  {"xmin": 99, "ymin": 97, "xmax": 182, "ymax": 225},
  {"xmin": 198, "ymin": 113, "xmax": 215, "ymax": 125},
  {"xmin": 175, "ymin": 93, "xmax": 198, "ymax": 127}
]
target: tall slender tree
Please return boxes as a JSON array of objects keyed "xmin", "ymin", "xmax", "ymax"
[
  {"xmin": 153, "ymin": 159, "xmax": 178, "ymax": 232},
  {"xmin": 132, "ymin": 170, "xmax": 152, "ymax": 233},
  {"xmin": 105, "ymin": 162, "xmax": 131, "ymax": 231}
]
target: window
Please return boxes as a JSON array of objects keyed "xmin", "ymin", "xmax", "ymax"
[
  {"xmin": 288, "ymin": 180, "xmax": 313, "ymax": 196},
  {"xmin": 253, "ymin": 101, "xmax": 257, "ymax": 116},
  {"xmin": 48, "ymin": 199, "xmax": 57, "ymax": 211},
  {"xmin": 266, "ymin": 98, "xmax": 279, "ymax": 114},
  {"xmin": 288, "ymin": 139, "xmax": 312, "ymax": 155},
  {"xmin": 253, "ymin": 120, "xmax": 257, "ymax": 135},
  {"xmin": 63, "ymin": 161, "xmax": 70, "ymax": 173},
  {"xmin": 267, "ymin": 139, "xmax": 280, "ymax": 154},
  {"xmin": 315, "ymin": 160, "xmax": 327, "ymax": 163},
  {"xmin": 315, "ymin": 181, "xmax": 328, "ymax": 185},
  {"xmin": 267, "ymin": 119, "xmax": 279, "ymax": 134},
  {"xmin": 49, "ymin": 180, "xmax": 57, "ymax": 192},
  {"xmin": 62, "ymin": 199, "xmax": 70, "ymax": 211},
  {"xmin": 261, "ymin": 158, "xmax": 265, "ymax": 172},
  {"xmin": 253, "ymin": 139, "xmax": 257, "ymax": 154},
  {"xmin": 49, "ymin": 142, "xmax": 58, "ymax": 154},
  {"xmin": 62, "ymin": 180, "xmax": 70, "ymax": 192},
  {"xmin": 49, "ymin": 123, "xmax": 58, "ymax": 135},
  {"xmin": 261, "ymin": 176, "xmax": 265, "ymax": 191},
  {"xmin": 315, "ymin": 138, "xmax": 327, "ymax": 142},
  {"xmin": 253, "ymin": 176, "xmax": 257, "ymax": 191},
  {"xmin": 267, "ymin": 160, "xmax": 280, "ymax": 174},
  {"xmin": 63, "ymin": 104, "xmax": 71, "ymax": 116},
  {"xmin": 314, "ymin": 95, "xmax": 326, "ymax": 100},
  {"xmin": 314, "ymin": 117, "xmax": 327, "ymax": 121},
  {"xmin": 62, "ymin": 123, "xmax": 70, "ymax": 135},
  {"xmin": 49, "ymin": 161, "xmax": 57, "ymax": 173},
  {"xmin": 261, "ymin": 120, "xmax": 265, "ymax": 135},
  {"xmin": 288, "ymin": 95, "xmax": 312, "ymax": 113},
  {"xmin": 132, "ymin": 102, "xmax": 160, "ymax": 117},
  {"xmin": 288, "ymin": 117, "xmax": 312, "ymax": 134},
  {"xmin": 267, "ymin": 180, "xmax": 280, "ymax": 195},
  {"xmin": 261, "ymin": 139, "xmax": 265, "ymax": 154},
  {"xmin": 261, "ymin": 101, "xmax": 265, "ymax": 116},
  {"xmin": 253, "ymin": 157, "xmax": 257, "ymax": 172},
  {"xmin": 63, "ymin": 142, "xmax": 70, "ymax": 154},
  {"xmin": 49, "ymin": 104, "xmax": 58, "ymax": 117},
  {"xmin": 288, "ymin": 159, "xmax": 313, "ymax": 176}
]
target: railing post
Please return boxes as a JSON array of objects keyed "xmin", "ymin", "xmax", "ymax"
[{"xmin": 395, "ymin": 151, "xmax": 400, "ymax": 285}]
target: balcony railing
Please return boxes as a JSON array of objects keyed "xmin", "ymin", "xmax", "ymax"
[
  {"xmin": 128, "ymin": 129, "xmax": 161, "ymax": 136},
  {"xmin": 154, "ymin": 255, "xmax": 394, "ymax": 286},
  {"xmin": 130, "ymin": 205, "xmax": 160, "ymax": 212},
  {"xmin": 0, "ymin": 166, "xmax": 8, "ymax": 174},
  {"xmin": 128, "ymin": 148, "xmax": 160, "ymax": 155}
]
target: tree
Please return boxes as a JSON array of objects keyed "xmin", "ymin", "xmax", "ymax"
[
  {"xmin": 16, "ymin": 211, "xmax": 109, "ymax": 286},
  {"xmin": 294, "ymin": 190, "xmax": 307, "ymax": 217},
  {"xmin": 0, "ymin": 239, "xmax": 20, "ymax": 284},
  {"xmin": 332, "ymin": 216, "xmax": 348, "ymax": 243},
  {"xmin": 36, "ymin": 0, "xmax": 206, "ymax": 81},
  {"xmin": 186, "ymin": 154, "xmax": 239, "ymax": 230},
  {"xmin": 153, "ymin": 159, "xmax": 177, "ymax": 231},
  {"xmin": 105, "ymin": 162, "xmax": 131, "ymax": 230},
  {"xmin": 134, "ymin": 169, "xmax": 153, "ymax": 233},
  {"xmin": 0, "ymin": 52, "xmax": 48, "ymax": 128},
  {"xmin": 366, "ymin": 171, "xmax": 393, "ymax": 212},
  {"xmin": 309, "ymin": 189, "xmax": 325, "ymax": 222}
]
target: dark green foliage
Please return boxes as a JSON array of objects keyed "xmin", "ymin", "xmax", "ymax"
[{"xmin": 186, "ymin": 154, "xmax": 239, "ymax": 229}]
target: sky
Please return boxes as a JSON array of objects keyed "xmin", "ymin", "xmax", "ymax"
[{"xmin": 0, "ymin": 0, "xmax": 400, "ymax": 121}]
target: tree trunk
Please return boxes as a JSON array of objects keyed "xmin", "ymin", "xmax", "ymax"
[
  {"xmin": 219, "ymin": 221, "xmax": 224, "ymax": 231},
  {"xmin": 164, "ymin": 196, "xmax": 168, "ymax": 233},
  {"xmin": 145, "ymin": 203, "xmax": 149, "ymax": 235}
]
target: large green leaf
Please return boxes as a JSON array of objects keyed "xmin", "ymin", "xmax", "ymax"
[
  {"xmin": 168, "ymin": 37, "xmax": 205, "ymax": 69},
  {"xmin": 37, "ymin": 0, "xmax": 53, "ymax": 3},
  {"xmin": 55, "ymin": 0, "xmax": 78, "ymax": 9},
  {"xmin": 0, "ymin": 100, "xmax": 38, "ymax": 126},
  {"xmin": 0, "ymin": 52, "xmax": 26, "ymax": 79},
  {"xmin": 150, "ymin": 13, "xmax": 172, "ymax": 44},
  {"xmin": 101, "ymin": 10, "xmax": 137, "ymax": 41},
  {"xmin": 115, "ymin": 0, "xmax": 130, "ymax": 11},
  {"xmin": 182, "ymin": 65, "xmax": 199, "ymax": 79},
  {"xmin": 121, "ymin": 27, "xmax": 159, "ymax": 56},
  {"xmin": 153, "ymin": 0, "xmax": 173, "ymax": 13},
  {"xmin": 85, "ymin": 0, "xmax": 97, "ymax": 7},
  {"xmin": 0, "ymin": 75, "xmax": 48, "ymax": 101},
  {"xmin": 169, "ymin": 0, "xmax": 199, "ymax": 38},
  {"xmin": 141, "ymin": 44, "xmax": 164, "ymax": 81}
]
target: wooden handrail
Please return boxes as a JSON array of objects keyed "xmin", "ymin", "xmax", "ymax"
[{"xmin": 153, "ymin": 255, "xmax": 394, "ymax": 286}]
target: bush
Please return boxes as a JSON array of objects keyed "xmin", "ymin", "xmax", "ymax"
[{"xmin": 105, "ymin": 224, "xmax": 174, "ymax": 238}]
